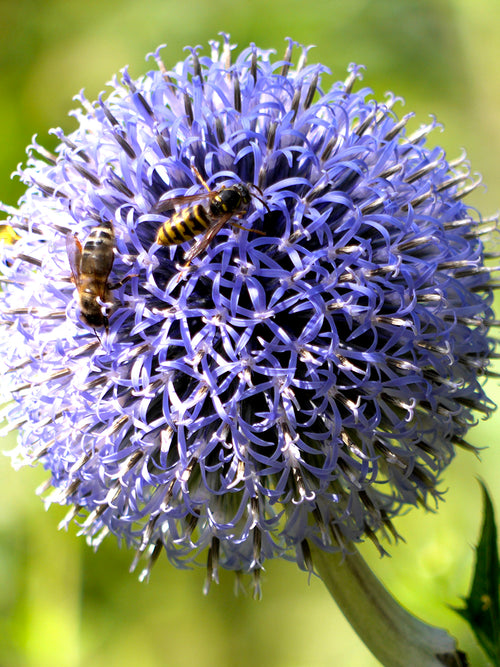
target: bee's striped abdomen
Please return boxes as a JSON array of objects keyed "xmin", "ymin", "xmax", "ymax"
[
  {"xmin": 156, "ymin": 204, "xmax": 211, "ymax": 245},
  {"xmin": 80, "ymin": 224, "xmax": 115, "ymax": 275}
]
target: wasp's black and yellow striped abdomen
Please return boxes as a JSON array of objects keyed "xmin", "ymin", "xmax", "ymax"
[{"xmin": 156, "ymin": 204, "xmax": 211, "ymax": 245}]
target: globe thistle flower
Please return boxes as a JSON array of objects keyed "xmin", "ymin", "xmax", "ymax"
[{"xmin": 0, "ymin": 35, "xmax": 496, "ymax": 640}]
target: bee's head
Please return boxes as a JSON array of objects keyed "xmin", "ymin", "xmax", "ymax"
[
  {"xmin": 79, "ymin": 294, "xmax": 108, "ymax": 329},
  {"xmin": 82, "ymin": 311, "xmax": 108, "ymax": 329}
]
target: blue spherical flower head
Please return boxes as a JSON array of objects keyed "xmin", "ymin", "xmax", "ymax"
[{"xmin": 0, "ymin": 36, "xmax": 496, "ymax": 593}]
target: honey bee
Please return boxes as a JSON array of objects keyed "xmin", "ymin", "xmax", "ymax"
[
  {"xmin": 66, "ymin": 220, "xmax": 116, "ymax": 330},
  {"xmin": 155, "ymin": 168, "xmax": 267, "ymax": 268}
]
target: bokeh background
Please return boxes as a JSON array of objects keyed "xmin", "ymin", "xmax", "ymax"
[{"xmin": 0, "ymin": 1, "xmax": 499, "ymax": 665}]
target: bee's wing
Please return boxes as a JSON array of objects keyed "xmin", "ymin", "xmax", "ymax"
[
  {"xmin": 66, "ymin": 233, "xmax": 83, "ymax": 286},
  {"xmin": 183, "ymin": 213, "xmax": 233, "ymax": 265},
  {"xmin": 155, "ymin": 190, "xmax": 216, "ymax": 213}
]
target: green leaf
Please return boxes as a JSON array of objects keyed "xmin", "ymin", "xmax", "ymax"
[{"xmin": 454, "ymin": 480, "xmax": 500, "ymax": 665}]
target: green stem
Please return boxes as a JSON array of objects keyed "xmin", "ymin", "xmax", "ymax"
[{"xmin": 310, "ymin": 543, "xmax": 466, "ymax": 667}]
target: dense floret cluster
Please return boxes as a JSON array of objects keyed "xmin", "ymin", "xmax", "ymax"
[{"xmin": 0, "ymin": 37, "xmax": 496, "ymax": 589}]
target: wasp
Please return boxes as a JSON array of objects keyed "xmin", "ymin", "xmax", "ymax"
[
  {"xmin": 66, "ymin": 220, "xmax": 116, "ymax": 330},
  {"xmin": 155, "ymin": 168, "xmax": 267, "ymax": 268}
]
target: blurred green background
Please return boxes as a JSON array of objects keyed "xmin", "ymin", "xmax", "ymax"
[{"xmin": 0, "ymin": 0, "xmax": 499, "ymax": 665}]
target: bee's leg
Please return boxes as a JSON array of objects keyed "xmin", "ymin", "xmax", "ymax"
[{"xmin": 108, "ymin": 274, "xmax": 139, "ymax": 290}]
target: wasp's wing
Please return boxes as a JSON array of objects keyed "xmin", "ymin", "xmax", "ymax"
[
  {"xmin": 66, "ymin": 233, "xmax": 83, "ymax": 286},
  {"xmin": 182, "ymin": 213, "xmax": 233, "ymax": 265},
  {"xmin": 155, "ymin": 190, "xmax": 217, "ymax": 213}
]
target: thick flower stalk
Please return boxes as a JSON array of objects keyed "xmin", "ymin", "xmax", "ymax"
[{"xmin": 0, "ymin": 37, "xmax": 496, "ymax": 614}]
